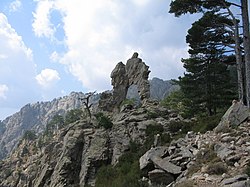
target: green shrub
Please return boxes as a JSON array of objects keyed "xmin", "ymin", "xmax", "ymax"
[
  {"xmin": 95, "ymin": 112, "xmax": 113, "ymax": 129},
  {"xmin": 45, "ymin": 114, "xmax": 65, "ymax": 136},
  {"xmin": 161, "ymin": 90, "xmax": 196, "ymax": 118},
  {"xmin": 145, "ymin": 123, "xmax": 164, "ymax": 136},
  {"xmin": 22, "ymin": 130, "xmax": 36, "ymax": 141},
  {"xmin": 121, "ymin": 98, "xmax": 136, "ymax": 106},
  {"xmin": 95, "ymin": 141, "xmax": 148, "ymax": 187},
  {"xmin": 192, "ymin": 113, "xmax": 223, "ymax": 133},
  {"xmin": 188, "ymin": 144, "xmax": 221, "ymax": 176},
  {"xmin": 160, "ymin": 133, "xmax": 172, "ymax": 145},
  {"xmin": 206, "ymin": 162, "xmax": 227, "ymax": 175},
  {"xmin": 49, "ymin": 114, "xmax": 64, "ymax": 129},
  {"xmin": 147, "ymin": 110, "xmax": 159, "ymax": 119},
  {"xmin": 143, "ymin": 124, "xmax": 172, "ymax": 151},
  {"xmin": 168, "ymin": 121, "xmax": 193, "ymax": 134},
  {"xmin": 65, "ymin": 109, "xmax": 83, "ymax": 125}
]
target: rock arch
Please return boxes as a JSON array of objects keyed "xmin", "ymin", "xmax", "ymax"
[{"xmin": 100, "ymin": 52, "xmax": 150, "ymax": 111}]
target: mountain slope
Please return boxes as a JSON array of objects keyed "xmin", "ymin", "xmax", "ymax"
[
  {"xmin": 0, "ymin": 78, "xmax": 178, "ymax": 160},
  {"xmin": 0, "ymin": 92, "xmax": 100, "ymax": 159}
]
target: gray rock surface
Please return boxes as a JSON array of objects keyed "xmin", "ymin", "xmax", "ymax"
[
  {"xmin": 150, "ymin": 155, "xmax": 182, "ymax": 174},
  {"xmin": 0, "ymin": 99, "xmax": 175, "ymax": 187},
  {"xmin": 111, "ymin": 62, "xmax": 129, "ymax": 108},
  {"xmin": 222, "ymin": 174, "xmax": 250, "ymax": 187},
  {"xmin": 100, "ymin": 52, "xmax": 151, "ymax": 111},
  {"xmin": 148, "ymin": 169, "xmax": 175, "ymax": 185},
  {"xmin": 125, "ymin": 52, "xmax": 151, "ymax": 100},
  {"xmin": 150, "ymin": 77, "xmax": 179, "ymax": 100},
  {"xmin": 0, "ymin": 92, "xmax": 100, "ymax": 160},
  {"xmin": 0, "ymin": 76, "xmax": 178, "ymax": 160},
  {"xmin": 0, "ymin": 99, "xmax": 250, "ymax": 187},
  {"xmin": 140, "ymin": 111, "xmax": 250, "ymax": 186},
  {"xmin": 214, "ymin": 101, "xmax": 249, "ymax": 133}
]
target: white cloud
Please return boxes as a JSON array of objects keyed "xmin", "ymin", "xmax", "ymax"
[
  {"xmin": 9, "ymin": 0, "xmax": 22, "ymax": 12},
  {"xmin": 0, "ymin": 13, "xmax": 33, "ymax": 60},
  {"xmin": 36, "ymin": 68, "xmax": 60, "ymax": 88},
  {"xmin": 0, "ymin": 85, "xmax": 8, "ymax": 99},
  {"xmin": 50, "ymin": 51, "xmax": 60, "ymax": 62},
  {"xmin": 32, "ymin": 0, "xmax": 195, "ymax": 91},
  {"xmin": 0, "ymin": 54, "xmax": 7, "ymax": 59},
  {"xmin": 0, "ymin": 13, "xmax": 39, "ymax": 114},
  {"xmin": 32, "ymin": 0, "xmax": 55, "ymax": 38}
]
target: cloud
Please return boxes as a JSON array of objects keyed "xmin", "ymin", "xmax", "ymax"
[
  {"xmin": 0, "ymin": 13, "xmax": 39, "ymax": 115},
  {"xmin": 32, "ymin": 0, "xmax": 195, "ymax": 91},
  {"xmin": 0, "ymin": 85, "xmax": 8, "ymax": 99},
  {"xmin": 32, "ymin": 0, "xmax": 55, "ymax": 38},
  {"xmin": 9, "ymin": 0, "xmax": 22, "ymax": 12},
  {"xmin": 36, "ymin": 68, "xmax": 60, "ymax": 88},
  {"xmin": 50, "ymin": 51, "xmax": 60, "ymax": 62}
]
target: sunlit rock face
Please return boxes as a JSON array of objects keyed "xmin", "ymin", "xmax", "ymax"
[
  {"xmin": 0, "ymin": 92, "xmax": 100, "ymax": 160},
  {"xmin": 100, "ymin": 52, "xmax": 151, "ymax": 111}
]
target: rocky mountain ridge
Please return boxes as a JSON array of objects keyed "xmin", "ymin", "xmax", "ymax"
[
  {"xmin": 0, "ymin": 92, "xmax": 100, "ymax": 160},
  {"xmin": 0, "ymin": 53, "xmax": 249, "ymax": 187},
  {"xmin": 0, "ymin": 99, "xmax": 176, "ymax": 186},
  {"xmin": 0, "ymin": 100, "xmax": 249, "ymax": 187},
  {"xmin": 0, "ymin": 77, "xmax": 177, "ymax": 160}
]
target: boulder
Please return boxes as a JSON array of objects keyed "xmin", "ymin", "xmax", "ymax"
[
  {"xmin": 139, "ymin": 147, "xmax": 168, "ymax": 170},
  {"xmin": 148, "ymin": 169, "xmax": 175, "ymax": 185},
  {"xmin": 214, "ymin": 144, "xmax": 234, "ymax": 160},
  {"xmin": 214, "ymin": 101, "xmax": 249, "ymax": 133},
  {"xmin": 222, "ymin": 174, "xmax": 250, "ymax": 187},
  {"xmin": 150, "ymin": 155, "xmax": 182, "ymax": 174}
]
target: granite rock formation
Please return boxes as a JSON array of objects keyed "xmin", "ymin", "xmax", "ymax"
[
  {"xmin": 125, "ymin": 52, "xmax": 151, "ymax": 100},
  {"xmin": 0, "ymin": 76, "xmax": 177, "ymax": 160},
  {"xmin": 139, "ymin": 122, "xmax": 250, "ymax": 187},
  {"xmin": 100, "ymin": 52, "xmax": 150, "ymax": 111},
  {"xmin": 0, "ymin": 96, "xmax": 250, "ymax": 186},
  {"xmin": 0, "ymin": 99, "xmax": 180, "ymax": 186},
  {"xmin": 214, "ymin": 101, "xmax": 249, "ymax": 133},
  {"xmin": 0, "ymin": 92, "xmax": 100, "ymax": 160}
]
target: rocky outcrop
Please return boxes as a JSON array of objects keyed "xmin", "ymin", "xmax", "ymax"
[
  {"xmin": 0, "ymin": 97, "xmax": 250, "ymax": 187},
  {"xmin": 111, "ymin": 62, "xmax": 129, "ymax": 109},
  {"xmin": 0, "ymin": 77, "xmax": 178, "ymax": 160},
  {"xmin": 0, "ymin": 99, "xmax": 177, "ymax": 187},
  {"xmin": 125, "ymin": 52, "xmax": 151, "ymax": 100},
  {"xmin": 140, "ymin": 119, "xmax": 250, "ymax": 186},
  {"xmin": 214, "ymin": 101, "xmax": 249, "ymax": 133},
  {"xmin": 149, "ymin": 78, "xmax": 179, "ymax": 100},
  {"xmin": 0, "ymin": 92, "xmax": 100, "ymax": 160},
  {"xmin": 100, "ymin": 52, "xmax": 150, "ymax": 111}
]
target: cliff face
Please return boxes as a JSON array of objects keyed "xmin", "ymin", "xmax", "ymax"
[
  {"xmin": 149, "ymin": 77, "xmax": 179, "ymax": 100},
  {"xmin": 0, "ymin": 53, "xmax": 188, "ymax": 186},
  {"xmin": 0, "ymin": 92, "xmax": 100, "ymax": 160},
  {"xmin": 0, "ymin": 78, "xmax": 177, "ymax": 160},
  {"xmin": 0, "ymin": 100, "xmax": 177, "ymax": 187},
  {"xmin": 0, "ymin": 100, "xmax": 249, "ymax": 187}
]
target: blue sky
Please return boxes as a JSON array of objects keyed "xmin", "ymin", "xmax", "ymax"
[{"xmin": 0, "ymin": 0, "xmax": 245, "ymax": 120}]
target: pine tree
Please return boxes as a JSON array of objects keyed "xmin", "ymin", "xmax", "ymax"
[
  {"xmin": 169, "ymin": 0, "xmax": 250, "ymax": 107},
  {"xmin": 179, "ymin": 12, "xmax": 236, "ymax": 116}
]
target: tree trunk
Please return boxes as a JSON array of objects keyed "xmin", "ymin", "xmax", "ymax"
[
  {"xmin": 224, "ymin": 2, "xmax": 245, "ymax": 103},
  {"xmin": 234, "ymin": 21, "xmax": 245, "ymax": 103},
  {"xmin": 241, "ymin": 0, "xmax": 250, "ymax": 107}
]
